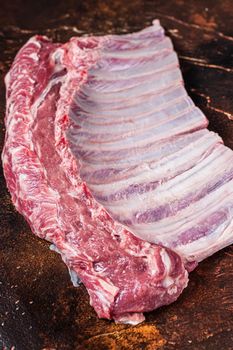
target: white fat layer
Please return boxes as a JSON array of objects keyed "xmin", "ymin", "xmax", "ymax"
[
  {"xmin": 98, "ymin": 278, "xmax": 119, "ymax": 296},
  {"xmin": 160, "ymin": 248, "xmax": 171, "ymax": 272},
  {"xmin": 89, "ymin": 130, "xmax": 220, "ymax": 196},
  {"xmin": 29, "ymin": 52, "xmax": 39, "ymax": 61},
  {"xmin": 94, "ymin": 291, "xmax": 111, "ymax": 310},
  {"xmin": 28, "ymin": 36, "xmax": 42, "ymax": 47},
  {"xmin": 163, "ymin": 276, "xmax": 174, "ymax": 288},
  {"xmin": 81, "ymin": 67, "xmax": 182, "ymax": 102},
  {"xmin": 134, "ymin": 176, "xmax": 233, "ymax": 238},
  {"xmin": 72, "ymin": 110, "xmax": 205, "ymax": 159},
  {"xmin": 4, "ymin": 71, "xmax": 11, "ymax": 87},
  {"xmin": 102, "ymin": 37, "xmax": 171, "ymax": 59},
  {"xmin": 175, "ymin": 210, "xmax": 233, "ymax": 262},
  {"xmin": 104, "ymin": 144, "xmax": 231, "ymax": 221}
]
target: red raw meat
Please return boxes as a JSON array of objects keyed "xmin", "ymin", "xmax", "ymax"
[{"xmin": 2, "ymin": 32, "xmax": 188, "ymax": 324}]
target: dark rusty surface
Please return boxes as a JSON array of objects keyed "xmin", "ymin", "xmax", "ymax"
[{"xmin": 0, "ymin": 1, "xmax": 233, "ymax": 349}]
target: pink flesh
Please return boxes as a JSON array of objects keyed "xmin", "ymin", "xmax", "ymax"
[{"xmin": 2, "ymin": 31, "xmax": 188, "ymax": 324}]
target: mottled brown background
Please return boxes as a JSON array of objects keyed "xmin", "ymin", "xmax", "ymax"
[{"xmin": 0, "ymin": 1, "xmax": 233, "ymax": 349}]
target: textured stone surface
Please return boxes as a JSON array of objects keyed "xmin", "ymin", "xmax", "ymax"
[{"xmin": 0, "ymin": 1, "xmax": 233, "ymax": 349}]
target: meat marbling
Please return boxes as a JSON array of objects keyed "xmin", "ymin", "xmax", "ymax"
[{"xmin": 2, "ymin": 20, "xmax": 232, "ymax": 324}]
